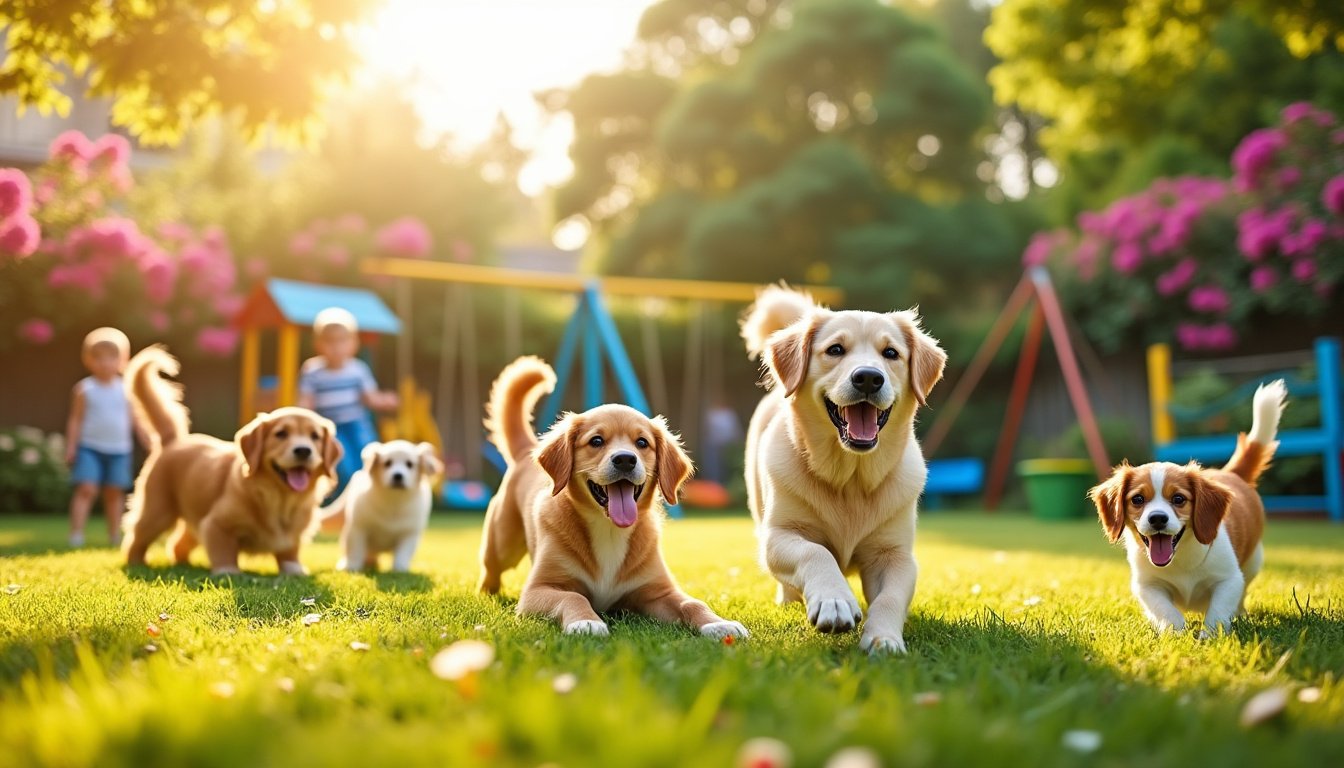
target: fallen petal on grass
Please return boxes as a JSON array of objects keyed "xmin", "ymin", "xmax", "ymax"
[
  {"xmin": 208, "ymin": 681, "xmax": 235, "ymax": 699},
  {"xmin": 1023, "ymin": 596, "xmax": 1043, "ymax": 607},
  {"xmin": 276, "ymin": 677, "xmax": 295, "ymax": 693},
  {"xmin": 301, "ymin": 613, "xmax": 322, "ymax": 626},
  {"xmin": 1297, "ymin": 687, "xmax": 1322, "ymax": 703},
  {"xmin": 300, "ymin": 597, "xmax": 316, "ymax": 607},
  {"xmin": 552, "ymin": 673, "xmax": 578, "ymax": 694},
  {"xmin": 158, "ymin": 612, "xmax": 171, "ymax": 622},
  {"xmin": 913, "ymin": 691, "xmax": 942, "ymax": 707},
  {"xmin": 146, "ymin": 622, "xmax": 161, "ymax": 637},
  {"xmin": 431, "ymin": 640, "xmax": 494, "ymax": 681},
  {"xmin": 737, "ymin": 736, "xmax": 792, "ymax": 768},
  {"xmin": 350, "ymin": 641, "xmax": 371, "ymax": 652},
  {"xmin": 1061, "ymin": 730, "xmax": 1102, "ymax": 753},
  {"xmin": 824, "ymin": 746, "xmax": 880, "ymax": 768},
  {"xmin": 1240, "ymin": 687, "xmax": 1289, "ymax": 728},
  {"xmin": 4, "ymin": 584, "xmax": 22, "ymax": 595},
  {"xmin": 144, "ymin": 643, "xmax": 158, "ymax": 654}
]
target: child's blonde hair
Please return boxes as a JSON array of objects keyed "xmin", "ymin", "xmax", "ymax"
[
  {"xmin": 82, "ymin": 327, "xmax": 130, "ymax": 365},
  {"xmin": 313, "ymin": 307, "xmax": 358, "ymax": 335}
]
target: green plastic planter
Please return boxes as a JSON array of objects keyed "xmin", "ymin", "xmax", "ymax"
[{"xmin": 1017, "ymin": 459, "xmax": 1097, "ymax": 520}]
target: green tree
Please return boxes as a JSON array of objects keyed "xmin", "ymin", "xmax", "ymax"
[{"xmin": 1, "ymin": 0, "xmax": 377, "ymax": 145}]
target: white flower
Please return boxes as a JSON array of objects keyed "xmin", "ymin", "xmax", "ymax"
[
  {"xmin": 19, "ymin": 447, "xmax": 39, "ymax": 465},
  {"xmin": 1061, "ymin": 730, "xmax": 1102, "ymax": 753},
  {"xmin": 301, "ymin": 613, "xmax": 322, "ymax": 626},
  {"xmin": 552, "ymin": 673, "xmax": 578, "ymax": 694},
  {"xmin": 430, "ymin": 640, "xmax": 494, "ymax": 680},
  {"xmin": 350, "ymin": 641, "xmax": 371, "ymax": 652},
  {"xmin": 0, "ymin": 435, "xmax": 14, "ymax": 451}
]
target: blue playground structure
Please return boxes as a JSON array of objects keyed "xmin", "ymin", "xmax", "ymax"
[{"xmin": 1148, "ymin": 337, "xmax": 1343, "ymax": 522}]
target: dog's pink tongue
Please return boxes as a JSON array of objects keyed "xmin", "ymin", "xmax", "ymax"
[
  {"xmin": 843, "ymin": 403, "xmax": 879, "ymax": 442},
  {"xmin": 1148, "ymin": 534, "xmax": 1175, "ymax": 567},
  {"xmin": 286, "ymin": 467, "xmax": 312, "ymax": 492},
  {"xmin": 606, "ymin": 481, "xmax": 638, "ymax": 528}
]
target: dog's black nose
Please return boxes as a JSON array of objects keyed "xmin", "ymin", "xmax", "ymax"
[
  {"xmin": 850, "ymin": 367, "xmax": 885, "ymax": 395},
  {"xmin": 1149, "ymin": 512, "xmax": 1169, "ymax": 529},
  {"xmin": 611, "ymin": 452, "xmax": 637, "ymax": 472},
  {"xmin": 390, "ymin": 473, "xmax": 404, "ymax": 485},
  {"xmin": 292, "ymin": 445, "xmax": 312, "ymax": 459}
]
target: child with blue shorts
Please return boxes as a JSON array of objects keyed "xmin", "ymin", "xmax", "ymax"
[
  {"xmin": 65, "ymin": 327, "xmax": 144, "ymax": 548},
  {"xmin": 298, "ymin": 308, "xmax": 399, "ymax": 497}
]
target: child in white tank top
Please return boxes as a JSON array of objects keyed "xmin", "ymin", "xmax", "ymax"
[{"xmin": 65, "ymin": 328, "xmax": 143, "ymax": 548}]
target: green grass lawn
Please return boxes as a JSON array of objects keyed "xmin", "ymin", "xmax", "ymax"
[{"xmin": 1, "ymin": 510, "xmax": 1342, "ymax": 767}]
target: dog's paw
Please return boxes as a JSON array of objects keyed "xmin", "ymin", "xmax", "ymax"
[
  {"xmin": 861, "ymin": 634, "xmax": 908, "ymax": 656},
  {"xmin": 807, "ymin": 594, "xmax": 863, "ymax": 633},
  {"xmin": 563, "ymin": 620, "xmax": 609, "ymax": 637},
  {"xmin": 700, "ymin": 621, "xmax": 749, "ymax": 639},
  {"xmin": 278, "ymin": 560, "xmax": 308, "ymax": 576}
]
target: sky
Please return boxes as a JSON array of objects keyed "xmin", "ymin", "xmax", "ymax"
[{"xmin": 354, "ymin": 0, "xmax": 655, "ymax": 198}]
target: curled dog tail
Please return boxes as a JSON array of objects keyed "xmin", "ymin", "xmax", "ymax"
[
  {"xmin": 125, "ymin": 345, "xmax": 190, "ymax": 449},
  {"xmin": 313, "ymin": 485, "xmax": 350, "ymax": 536},
  {"xmin": 484, "ymin": 356, "xmax": 556, "ymax": 466},
  {"xmin": 741, "ymin": 283, "xmax": 818, "ymax": 359},
  {"xmin": 1222, "ymin": 379, "xmax": 1287, "ymax": 487}
]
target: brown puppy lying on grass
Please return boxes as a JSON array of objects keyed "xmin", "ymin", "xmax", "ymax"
[
  {"xmin": 122, "ymin": 346, "xmax": 341, "ymax": 575},
  {"xmin": 478, "ymin": 356, "xmax": 747, "ymax": 639}
]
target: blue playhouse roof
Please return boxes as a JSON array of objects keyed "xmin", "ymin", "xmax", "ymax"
[{"xmin": 239, "ymin": 278, "xmax": 402, "ymax": 335}]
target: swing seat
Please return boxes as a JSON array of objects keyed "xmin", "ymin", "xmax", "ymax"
[{"xmin": 923, "ymin": 458, "xmax": 985, "ymax": 509}]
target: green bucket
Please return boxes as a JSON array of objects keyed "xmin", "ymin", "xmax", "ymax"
[{"xmin": 1017, "ymin": 459, "xmax": 1097, "ymax": 520}]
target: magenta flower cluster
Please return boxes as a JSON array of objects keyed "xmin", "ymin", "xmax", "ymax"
[
  {"xmin": 1027, "ymin": 102, "xmax": 1344, "ymax": 351},
  {"xmin": 265, "ymin": 213, "xmax": 435, "ymax": 288}
]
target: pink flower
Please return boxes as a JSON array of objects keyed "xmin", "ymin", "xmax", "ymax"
[
  {"xmin": 325, "ymin": 244, "xmax": 350, "ymax": 267},
  {"xmin": 1176, "ymin": 322, "xmax": 1238, "ymax": 351},
  {"xmin": 1277, "ymin": 167, "xmax": 1301, "ymax": 189},
  {"xmin": 1250, "ymin": 266, "xmax": 1278, "ymax": 293},
  {"xmin": 140, "ymin": 254, "xmax": 178, "ymax": 304},
  {"xmin": 1282, "ymin": 102, "xmax": 1335, "ymax": 127},
  {"xmin": 90, "ymin": 134, "xmax": 131, "ymax": 168},
  {"xmin": 1237, "ymin": 207, "xmax": 1293, "ymax": 260},
  {"xmin": 180, "ymin": 243, "xmax": 213, "ymax": 273},
  {"xmin": 18, "ymin": 318, "xmax": 54, "ymax": 345},
  {"xmin": 195, "ymin": 326, "xmax": 239, "ymax": 356},
  {"xmin": 49, "ymin": 131, "xmax": 93, "ymax": 165},
  {"xmin": 375, "ymin": 217, "xmax": 432, "ymax": 258},
  {"xmin": 0, "ymin": 215, "xmax": 40, "ymax": 258},
  {"xmin": 147, "ymin": 311, "xmax": 170, "ymax": 333},
  {"xmin": 1298, "ymin": 219, "xmax": 1328, "ymax": 253},
  {"xmin": 245, "ymin": 257, "xmax": 268, "ymax": 279},
  {"xmin": 0, "ymin": 169, "xmax": 32, "ymax": 218},
  {"xmin": 1022, "ymin": 231, "xmax": 1058, "ymax": 267},
  {"xmin": 335, "ymin": 214, "xmax": 366, "ymax": 234},
  {"xmin": 1323, "ymin": 176, "xmax": 1344, "ymax": 217},
  {"xmin": 1112, "ymin": 242, "xmax": 1143, "ymax": 274},
  {"xmin": 213, "ymin": 294, "xmax": 244, "ymax": 319},
  {"xmin": 1292, "ymin": 258, "xmax": 1318, "ymax": 283},
  {"xmin": 48, "ymin": 264, "xmax": 106, "ymax": 296},
  {"xmin": 1156, "ymin": 259, "xmax": 1198, "ymax": 296},
  {"xmin": 1232, "ymin": 129, "xmax": 1287, "ymax": 191},
  {"xmin": 1188, "ymin": 285, "xmax": 1231, "ymax": 314},
  {"xmin": 289, "ymin": 231, "xmax": 317, "ymax": 256},
  {"xmin": 450, "ymin": 239, "xmax": 474, "ymax": 263}
]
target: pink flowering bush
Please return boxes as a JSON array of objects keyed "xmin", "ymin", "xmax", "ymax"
[
  {"xmin": 0, "ymin": 131, "xmax": 242, "ymax": 356},
  {"xmin": 1030, "ymin": 103, "xmax": 1344, "ymax": 351},
  {"xmin": 254, "ymin": 212, "xmax": 451, "ymax": 288}
]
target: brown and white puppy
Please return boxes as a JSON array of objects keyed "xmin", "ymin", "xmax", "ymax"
[
  {"xmin": 478, "ymin": 356, "xmax": 747, "ymax": 639},
  {"xmin": 317, "ymin": 440, "xmax": 442, "ymax": 572},
  {"xmin": 1089, "ymin": 380, "xmax": 1286, "ymax": 635},
  {"xmin": 740, "ymin": 285, "xmax": 946, "ymax": 654},
  {"xmin": 122, "ymin": 346, "xmax": 342, "ymax": 575}
]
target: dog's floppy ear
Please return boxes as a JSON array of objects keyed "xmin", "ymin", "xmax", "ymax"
[
  {"xmin": 1088, "ymin": 464, "xmax": 1131, "ymax": 544},
  {"xmin": 651, "ymin": 416, "xmax": 693, "ymax": 505},
  {"xmin": 536, "ymin": 414, "xmax": 578, "ymax": 496},
  {"xmin": 898, "ymin": 311, "xmax": 947, "ymax": 408},
  {"xmin": 765, "ymin": 315, "xmax": 820, "ymax": 398},
  {"xmin": 235, "ymin": 413, "xmax": 272, "ymax": 476},
  {"xmin": 417, "ymin": 442, "xmax": 444, "ymax": 482},
  {"xmin": 318, "ymin": 417, "xmax": 343, "ymax": 482},
  {"xmin": 361, "ymin": 442, "xmax": 383, "ymax": 470},
  {"xmin": 1188, "ymin": 466, "xmax": 1233, "ymax": 545}
]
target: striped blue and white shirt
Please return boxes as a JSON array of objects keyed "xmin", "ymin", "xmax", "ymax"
[{"xmin": 299, "ymin": 357, "xmax": 377, "ymax": 425}]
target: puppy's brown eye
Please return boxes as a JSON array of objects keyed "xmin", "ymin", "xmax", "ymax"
[
  {"xmin": 310, "ymin": 432, "xmax": 319, "ymax": 440},
  {"xmin": 883, "ymin": 347, "xmax": 899, "ymax": 359},
  {"xmin": 384, "ymin": 459, "xmax": 392, "ymax": 468},
  {"xmin": 589, "ymin": 436, "xmax": 604, "ymax": 447},
  {"xmin": 635, "ymin": 437, "xmax": 649, "ymax": 449},
  {"xmin": 825, "ymin": 344, "xmax": 845, "ymax": 357},
  {"xmin": 1171, "ymin": 494, "xmax": 1186, "ymax": 506},
  {"xmin": 274, "ymin": 430, "xmax": 288, "ymax": 439},
  {"xmin": 1130, "ymin": 494, "xmax": 1145, "ymax": 506}
]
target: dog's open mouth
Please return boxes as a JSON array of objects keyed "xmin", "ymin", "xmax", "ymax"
[
  {"xmin": 272, "ymin": 462, "xmax": 313, "ymax": 493},
  {"xmin": 1139, "ymin": 529, "xmax": 1184, "ymax": 567},
  {"xmin": 587, "ymin": 479, "xmax": 644, "ymax": 528},
  {"xmin": 824, "ymin": 398, "xmax": 893, "ymax": 451}
]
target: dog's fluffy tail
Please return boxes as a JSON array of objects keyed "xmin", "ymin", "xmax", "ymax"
[
  {"xmin": 484, "ymin": 356, "xmax": 556, "ymax": 465},
  {"xmin": 125, "ymin": 345, "xmax": 190, "ymax": 449},
  {"xmin": 313, "ymin": 486, "xmax": 350, "ymax": 536},
  {"xmin": 1222, "ymin": 379, "xmax": 1287, "ymax": 487},
  {"xmin": 741, "ymin": 283, "xmax": 817, "ymax": 359}
]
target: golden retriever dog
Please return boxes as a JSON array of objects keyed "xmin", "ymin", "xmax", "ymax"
[
  {"xmin": 1089, "ymin": 381, "xmax": 1285, "ymax": 636},
  {"xmin": 316, "ymin": 440, "xmax": 442, "ymax": 572},
  {"xmin": 478, "ymin": 356, "xmax": 748, "ymax": 639},
  {"xmin": 122, "ymin": 346, "xmax": 342, "ymax": 575},
  {"xmin": 740, "ymin": 285, "xmax": 946, "ymax": 654}
]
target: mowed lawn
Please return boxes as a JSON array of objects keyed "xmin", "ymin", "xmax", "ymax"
[{"xmin": 1, "ymin": 511, "xmax": 1343, "ymax": 767}]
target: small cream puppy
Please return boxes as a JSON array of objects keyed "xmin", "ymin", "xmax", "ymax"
[{"xmin": 319, "ymin": 440, "xmax": 442, "ymax": 572}]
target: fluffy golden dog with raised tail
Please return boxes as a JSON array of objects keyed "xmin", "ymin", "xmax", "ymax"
[
  {"xmin": 741, "ymin": 285, "xmax": 946, "ymax": 655},
  {"xmin": 122, "ymin": 346, "xmax": 342, "ymax": 575},
  {"xmin": 1089, "ymin": 380, "xmax": 1286, "ymax": 635},
  {"xmin": 477, "ymin": 356, "xmax": 748, "ymax": 640}
]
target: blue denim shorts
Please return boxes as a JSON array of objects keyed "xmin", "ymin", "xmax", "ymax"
[{"xmin": 70, "ymin": 446, "xmax": 133, "ymax": 489}]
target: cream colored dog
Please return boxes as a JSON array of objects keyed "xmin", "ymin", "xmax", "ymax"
[
  {"xmin": 741, "ymin": 285, "xmax": 946, "ymax": 654},
  {"xmin": 318, "ymin": 440, "xmax": 442, "ymax": 572}
]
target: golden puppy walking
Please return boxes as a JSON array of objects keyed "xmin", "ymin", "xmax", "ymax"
[{"xmin": 741, "ymin": 285, "xmax": 946, "ymax": 654}]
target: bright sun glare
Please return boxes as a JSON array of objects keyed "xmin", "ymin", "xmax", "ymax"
[{"xmin": 354, "ymin": 0, "xmax": 652, "ymax": 199}]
